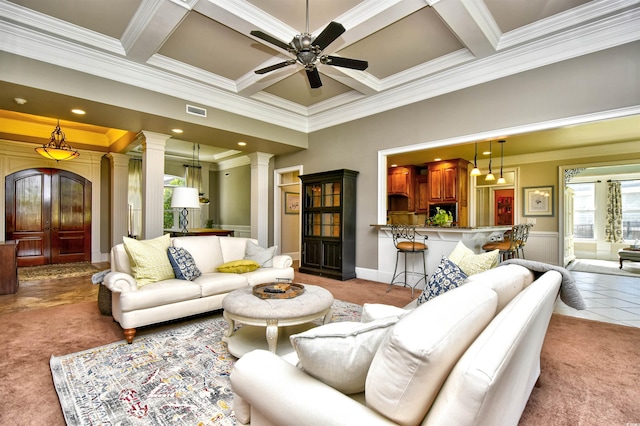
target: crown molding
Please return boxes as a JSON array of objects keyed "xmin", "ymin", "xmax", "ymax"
[
  {"xmin": 0, "ymin": 0, "xmax": 124, "ymax": 55},
  {"xmin": 307, "ymin": 8, "xmax": 640, "ymax": 131}
]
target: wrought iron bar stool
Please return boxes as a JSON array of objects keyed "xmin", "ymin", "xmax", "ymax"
[
  {"xmin": 482, "ymin": 224, "xmax": 523, "ymax": 262},
  {"xmin": 387, "ymin": 224, "xmax": 428, "ymax": 298},
  {"xmin": 516, "ymin": 223, "xmax": 533, "ymax": 258}
]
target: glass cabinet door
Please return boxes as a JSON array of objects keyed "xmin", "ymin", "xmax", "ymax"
[
  {"xmin": 305, "ymin": 184, "xmax": 322, "ymax": 208},
  {"xmin": 322, "ymin": 182, "xmax": 341, "ymax": 207}
]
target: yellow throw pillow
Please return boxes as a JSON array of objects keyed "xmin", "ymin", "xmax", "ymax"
[
  {"xmin": 456, "ymin": 249, "xmax": 500, "ymax": 276},
  {"xmin": 217, "ymin": 259, "xmax": 260, "ymax": 273},
  {"xmin": 123, "ymin": 234, "xmax": 175, "ymax": 288}
]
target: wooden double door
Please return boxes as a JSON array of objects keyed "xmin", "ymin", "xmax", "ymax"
[{"xmin": 5, "ymin": 168, "xmax": 91, "ymax": 267}]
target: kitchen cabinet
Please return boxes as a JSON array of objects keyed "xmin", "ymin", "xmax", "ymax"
[
  {"xmin": 387, "ymin": 166, "xmax": 415, "ymax": 197},
  {"xmin": 300, "ymin": 169, "xmax": 358, "ymax": 280},
  {"xmin": 427, "ymin": 159, "xmax": 470, "ymax": 226},
  {"xmin": 415, "ymin": 174, "xmax": 429, "ymax": 212}
]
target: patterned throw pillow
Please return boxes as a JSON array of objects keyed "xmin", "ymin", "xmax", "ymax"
[
  {"xmin": 123, "ymin": 234, "xmax": 175, "ymax": 288},
  {"xmin": 167, "ymin": 246, "xmax": 202, "ymax": 281},
  {"xmin": 244, "ymin": 240, "xmax": 277, "ymax": 267},
  {"xmin": 417, "ymin": 256, "xmax": 467, "ymax": 305},
  {"xmin": 217, "ymin": 259, "xmax": 260, "ymax": 273}
]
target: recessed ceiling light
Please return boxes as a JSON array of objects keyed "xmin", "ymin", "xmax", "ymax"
[
  {"xmin": 482, "ymin": 151, "xmax": 491, "ymax": 155},
  {"xmin": 171, "ymin": 128, "xmax": 183, "ymax": 134},
  {"xmin": 14, "ymin": 97, "xmax": 27, "ymax": 105},
  {"xmin": 71, "ymin": 109, "xmax": 85, "ymax": 115},
  {"xmin": 434, "ymin": 158, "xmax": 441, "ymax": 161},
  {"xmin": 390, "ymin": 164, "xmax": 398, "ymax": 167},
  {"xmin": 238, "ymin": 141, "xmax": 247, "ymax": 146}
]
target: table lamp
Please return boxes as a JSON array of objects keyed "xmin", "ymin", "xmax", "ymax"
[{"xmin": 170, "ymin": 187, "xmax": 200, "ymax": 234}]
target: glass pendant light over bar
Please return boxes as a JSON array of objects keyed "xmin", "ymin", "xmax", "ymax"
[
  {"xmin": 470, "ymin": 142, "xmax": 481, "ymax": 176},
  {"xmin": 496, "ymin": 140, "xmax": 506, "ymax": 184},
  {"xmin": 35, "ymin": 120, "xmax": 80, "ymax": 161},
  {"xmin": 485, "ymin": 140, "xmax": 495, "ymax": 181}
]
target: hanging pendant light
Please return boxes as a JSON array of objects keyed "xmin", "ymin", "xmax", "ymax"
[
  {"xmin": 485, "ymin": 140, "xmax": 495, "ymax": 181},
  {"xmin": 470, "ymin": 142, "xmax": 481, "ymax": 176},
  {"xmin": 35, "ymin": 120, "xmax": 80, "ymax": 161},
  {"xmin": 496, "ymin": 140, "xmax": 506, "ymax": 184}
]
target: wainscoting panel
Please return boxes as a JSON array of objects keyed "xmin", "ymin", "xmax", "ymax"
[{"xmin": 521, "ymin": 231, "xmax": 559, "ymax": 265}]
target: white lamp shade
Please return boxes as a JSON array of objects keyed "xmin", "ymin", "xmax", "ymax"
[{"xmin": 171, "ymin": 187, "xmax": 200, "ymax": 208}]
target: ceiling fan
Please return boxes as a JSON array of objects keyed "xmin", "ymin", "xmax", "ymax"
[{"xmin": 250, "ymin": 0, "xmax": 368, "ymax": 89}]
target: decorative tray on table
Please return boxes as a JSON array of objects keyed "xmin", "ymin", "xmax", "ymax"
[{"xmin": 252, "ymin": 282, "xmax": 305, "ymax": 299}]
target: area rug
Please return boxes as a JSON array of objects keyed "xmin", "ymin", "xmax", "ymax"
[
  {"xmin": 18, "ymin": 262, "xmax": 100, "ymax": 281},
  {"xmin": 567, "ymin": 258, "xmax": 640, "ymax": 277},
  {"xmin": 50, "ymin": 300, "xmax": 362, "ymax": 426}
]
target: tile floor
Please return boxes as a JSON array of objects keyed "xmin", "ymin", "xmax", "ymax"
[{"xmin": 554, "ymin": 267, "xmax": 640, "ymax": 328}]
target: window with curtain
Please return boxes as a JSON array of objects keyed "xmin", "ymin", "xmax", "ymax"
[
  {"xmin": 163, "ymin": 175, "xmax": 185, "ymax": 230},
  {"xmin": 621, "ymin": 180, "xmax": 640, "ymax": 240},
  {"xmin": 568, "ymin": 183, "xmax": 595, "ymax": 239}
]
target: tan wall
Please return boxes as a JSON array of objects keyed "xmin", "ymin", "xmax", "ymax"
[{"xmin": 274, "ymin": 41, "xmax": 640, "ymax": 270}]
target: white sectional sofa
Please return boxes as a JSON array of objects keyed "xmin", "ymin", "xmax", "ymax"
[
  {"xmin": 231, "ymin": 264, "xmax": 564, "ymax": 426},
  {"xmin": 104, "ymin": 235, "xmax": 294, "ymax": 343}
]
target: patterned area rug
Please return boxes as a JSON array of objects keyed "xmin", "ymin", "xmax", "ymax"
[
  {"xmin": 50, "ymin": 300, "xmax": 362, "ymax": 425},
  {"xmin": 18, "ymin": 262, "xmax": 100, "ymax": 281}
]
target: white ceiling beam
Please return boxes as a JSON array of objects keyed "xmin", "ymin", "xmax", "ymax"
[
  {"xmin": 429, "ymin": 0, "xmax": 501, "ymax": 58},
  {"xmin": 121, "ymin": 0, "xmax": 191, "ymax": 62}
]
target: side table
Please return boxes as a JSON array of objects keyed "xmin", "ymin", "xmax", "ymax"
[
  {"xmin": 0, "ymin": 241, "xmax": 19, "ymax": 295},
  {"xmin": 222, "ymin": 284, "xmax": 334, "ymax": 357}
]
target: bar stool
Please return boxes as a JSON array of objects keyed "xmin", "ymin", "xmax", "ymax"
[
  {"xmin": 516, "ymin": 223, "xmax": 533, "ymax": 258},
  {"xmin": 387, "ymin": 224, "xmax": 428, "ymax": 298},
  {"xmin": 482, "ymin": 224, "xmax": 521, "ymax": 262}
]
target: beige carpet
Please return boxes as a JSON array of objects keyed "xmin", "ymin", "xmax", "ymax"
[
  {"xmin": 18, "ymin": 262, "xmax": 100, "ymax": 282},
  {"xmin": 567, "ymin": 258, "xmax": 640, "ymax": 277}
]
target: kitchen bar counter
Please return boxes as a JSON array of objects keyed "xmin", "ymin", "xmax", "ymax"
[{"xmin": 372, "ymin": 225, "xmax": 510, "ymax": 288}]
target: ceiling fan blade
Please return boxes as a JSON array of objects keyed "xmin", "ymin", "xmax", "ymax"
[
  {"xmin": 323, "ymin": 56, "xmax": 368, "ymax": 71},
  {"xmin": 306, "ymin": 68, "xmax": 322, "ymax": 89},
  {"xmin": 312, "ymin": 21, "xmax": 345, "ymax": 51},
  {"xmin": 254, "ymin": 60, "xmax": 295, "ymax": 74},
  {"xmin": 250, "ymin": 30, "xmax": 291, "ymax": 52}
]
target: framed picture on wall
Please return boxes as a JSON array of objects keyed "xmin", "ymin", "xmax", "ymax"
[
  {"xmin": 285, "ymin": 192, "xmax": 300, "ymax": 214},
  {"xmin": 523, "ymin": 186, "xmax": 554, "ymax": 216}
]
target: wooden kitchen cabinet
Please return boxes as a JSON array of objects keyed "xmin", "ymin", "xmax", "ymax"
[
  {"xmin": 415, "ymin": 174, "xmax": 429, "ymax": 212},
  {"xmin": 387, "ymin": 166, "xmax": 415, "ymax": 197},
  {"xmin": 427, "ymin": 159, "xmax": 470, "ymax": 226},
  {"xmin": 0, "ymin": 240, "xmax": 19, "ymax": 294}
]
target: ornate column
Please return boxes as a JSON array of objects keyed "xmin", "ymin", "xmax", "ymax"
[
  {"xmin": 139, "ymin": 131, "xmax": 170, "ymax": 239},
  {"xmin": 248, "ymin": 152, "xmax": 273, "ymax": 247},
  {"xmin": 107, "ymin": 152, "xmax": 130, "ymax": 246}
]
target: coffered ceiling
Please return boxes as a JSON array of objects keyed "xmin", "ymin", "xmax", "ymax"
[{"xmin": 0, "ymin": 0, "xmax": 639, "ymax": 160}]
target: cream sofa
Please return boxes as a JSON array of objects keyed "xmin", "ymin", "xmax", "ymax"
[
  {"xmin": 231, "ymin": 264, "xmax": 563, "ymax": 426},
  {"xmin": 104, "ymin": 235, "xmax": 294, "ymax": 343}
]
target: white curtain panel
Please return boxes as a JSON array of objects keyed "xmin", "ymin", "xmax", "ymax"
[{"xmin": 128, "ymin": 159, "xmax": 143, "ymax": 237}]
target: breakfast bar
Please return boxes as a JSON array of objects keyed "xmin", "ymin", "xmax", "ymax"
[{"xmin": 373, "ymin": 225, "xmax": 511, "ymax": 287}]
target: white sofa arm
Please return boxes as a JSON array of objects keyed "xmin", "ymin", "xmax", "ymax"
[
  {"xmin": 103, "ymin": 271, "xmax": 138, "ymax": 293},
  {"xmin": 230, "ymin": 350, "xmax": 395, "ymax": 426},
  {"xmin": 272, "ymin": 254, "xmax": 292, "ymax": 269}
]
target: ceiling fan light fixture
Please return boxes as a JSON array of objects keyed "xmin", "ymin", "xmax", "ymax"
[{"xmin": 35, "ymin": 120, "xmax": 80, "ymax": 161}]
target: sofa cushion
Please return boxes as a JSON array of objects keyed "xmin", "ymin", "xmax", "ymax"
[
  {"xmin": 123, "ymin": 234, "xmax": 174, "ymax": 287},
  {"xmin": 217, "ymin": 259, "xmax": 260, "ymax": 273},
  {"xmin": 219, "ymin": 237, "xmax": 253, "ymax": 263},
  {"xmin": 365, "ymin": 285, "xmax": 498, "ymax": 426},
  {"xmin": 172, "ymin": 235, "xmax": 223, "ymax": 274},
  {"xmin": 463, "ymin": 264, "xmax": 532, "ymax": 312},
  {"xmin": 118, "ymin": 278, "xmax": 201, "ymax": 312},
  {"xmin": 194, "ymin": 273, "xmax": 250, "ymax": 297},
  {"xmin": 242, "ymin": 267, "xmax": 295, "ymax": 286},
  {"xmin": 361, "ymin": 303, "xmax": 409, "ymax": 323},
  {"xmin": 244, "ymin": 240, "xmax": 277, "ymax": 267},
  {"xmin": 167, "ymin": 246, "xmax": 202, "ymax": 281},
  {"xmin": 417, "ymin": 256, "xmax": 467, "ymax": 305},
  {"xmin": 290, "ymin": 317, "xmax": 398, "ymax": 394}
]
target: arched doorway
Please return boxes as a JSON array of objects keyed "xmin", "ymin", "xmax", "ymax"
[{"xmin": 5, "ymin": 168, "xmax": 91, "ymax": 266}]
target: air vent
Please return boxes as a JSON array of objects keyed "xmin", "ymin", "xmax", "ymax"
[{"xmin": 186, "ymin": 104, "xmax": 207, "ymax": 118}]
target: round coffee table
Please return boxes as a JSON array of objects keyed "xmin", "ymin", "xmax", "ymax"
[{"xmin": 222, "ymin": 283, "xmax": 334, "ymax": 357}]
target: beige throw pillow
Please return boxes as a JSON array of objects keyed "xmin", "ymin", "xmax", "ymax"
[
  {"xmin": 448, "ymin": 241, "xmax": 499, "ymax": 275},
  {"xmin": 123, "ymin": 234, "xmax": 174, "ymax": 288},
  {"xmin": 290, "ymin": 317, "xmax": 398, "ymax": 394}
]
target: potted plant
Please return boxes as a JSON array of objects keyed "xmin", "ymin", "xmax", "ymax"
[{"xmin": 429, "ymin": 207, "xmax": 453, "ymax": 227}]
